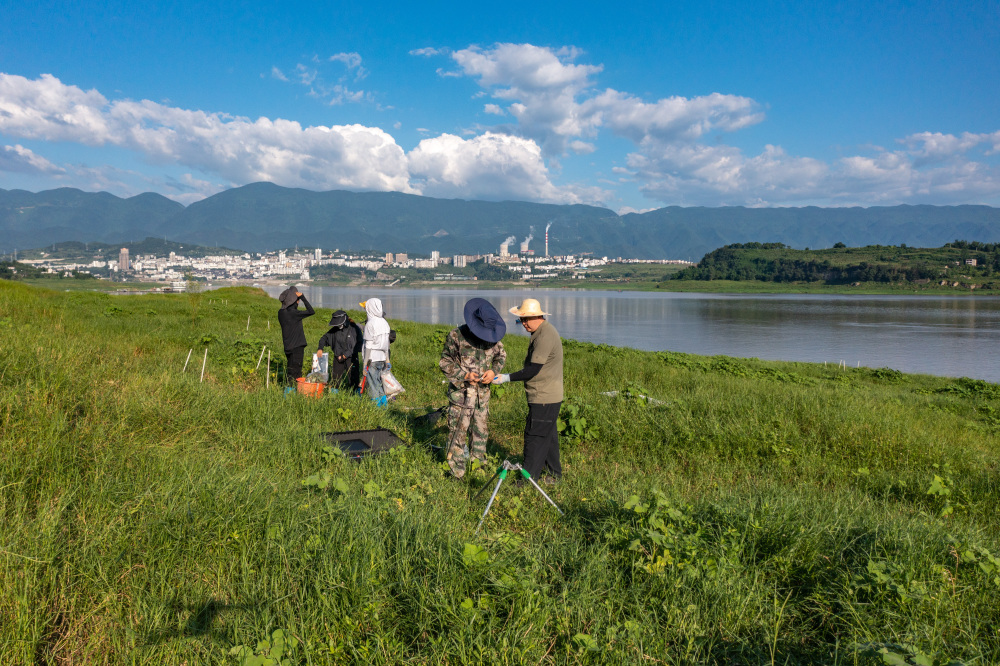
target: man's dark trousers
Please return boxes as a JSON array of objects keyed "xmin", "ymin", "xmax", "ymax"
[
  {"xmin": 285, "ymin": 345, "xmax": 305, "ymax": 383},
  {"xmin": 522, "ymin": 401, "xmax": 562, "ymax": 480}
]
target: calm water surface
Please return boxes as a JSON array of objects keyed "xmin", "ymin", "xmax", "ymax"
[{"xmin": 263, "ymin": 286, "xmax": 1000, "ymax": 381}]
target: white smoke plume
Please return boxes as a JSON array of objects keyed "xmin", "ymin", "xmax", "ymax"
[{"xmin": 503, "ymin": 235, "xmax": 517, "ymax": 245}]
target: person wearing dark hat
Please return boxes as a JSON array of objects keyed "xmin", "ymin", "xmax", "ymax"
[
  {"xmin": 317, "ymin": 309, "xmax": 362, "ymax": 389},
  {"xmin": 277, "ymin": 287, "xmax": 315, "ymax": 384},
  {"xmin": 438, "ymin": 298, "xmax": 507, "ymax": 479}
]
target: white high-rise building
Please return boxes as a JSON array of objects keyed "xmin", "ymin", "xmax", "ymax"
[
  {"xmin": 118, "ymin": 248, "xmax": 130, "ymax": 271},
  {"xmin": 314, "ymin": 248, "xmax": 322, "ymax": 261},
  {"xmin": 454, "ymin": 255, "xmax": 467, "ymax": 268}
]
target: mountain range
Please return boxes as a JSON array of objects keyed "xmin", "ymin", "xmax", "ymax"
[{"xmin": 3, "ymin": 183, "xmax": 1000, "ymax": 261}]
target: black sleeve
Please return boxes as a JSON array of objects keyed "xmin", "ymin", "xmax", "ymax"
[
  {"xmin": 295, "ymin": 296, "xmax": 315, "ymax": 319},
  {"xmin": 317, "ymin": 330, "xmax": 333, "ymax": 350},
  {"xmin": 508, "ymin": 362, "xmax": 543, "ymax": 383}
]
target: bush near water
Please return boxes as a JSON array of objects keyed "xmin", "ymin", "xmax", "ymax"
[{"xmin": 2, "ymin": 281, "xmax": 999, "ymax": 665}]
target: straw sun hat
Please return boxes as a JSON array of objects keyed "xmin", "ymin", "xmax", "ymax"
[{"xmin": 508, "ymin": 298, "xmax": 549, "ymax": 318}]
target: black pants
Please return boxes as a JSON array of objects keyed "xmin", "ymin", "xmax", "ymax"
[
  {"xmin": 285, "ymin": 346, "xmax": 305, "ymax": 383},
  {"xmin": 329, "ymin": 355, "xmax": 355, "ymax": 388},
  {"xmin": 522, "ymin": 402, "xmax": 562, "ymax": 480}
]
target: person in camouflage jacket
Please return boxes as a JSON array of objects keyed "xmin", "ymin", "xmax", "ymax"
[{"xmin": 439, "ymin": 299, "xmax": 507, "ymax": 479}]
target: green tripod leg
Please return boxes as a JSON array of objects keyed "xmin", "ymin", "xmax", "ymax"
[
  {"xmin": 472, "ymin": 461, "xmax": 563, "ymax": 534},
  {"xmin": 519, "ymin": 468, "xmax": 565, "ymax": 516},
  {"xmin": 474, "ymin": 467, "xmax": 508, "ymax": 534}
]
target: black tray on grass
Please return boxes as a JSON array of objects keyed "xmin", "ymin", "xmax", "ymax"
[{"xmin": 321, "ymin": 428, "xmax": 404, "ymax": 460}]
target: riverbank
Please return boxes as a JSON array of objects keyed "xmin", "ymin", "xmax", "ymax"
[
  {"xmin": 15, "ymin": 274, "xmax": 999, "ymax": 297},
  {"xmin": 2, "ymin": 282, "xmax": 999, "ymax": 664}
]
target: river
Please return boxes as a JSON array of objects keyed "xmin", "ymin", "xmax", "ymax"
[{"xmin": 261, "ymin": 285, "xmax": 1000, "ymax": 382}]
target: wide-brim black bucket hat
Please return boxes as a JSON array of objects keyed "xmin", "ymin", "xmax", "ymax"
[
  {"xmin": 328, "ymin": 310, "xmax": 348, "ymax": 327},
  {"xmin": 463, "ymin": 298, "xmax": 506, "ymax": 343},
  {"xmin": 278, "ymin": 287, "xmax": 298, "ymax": 308}
]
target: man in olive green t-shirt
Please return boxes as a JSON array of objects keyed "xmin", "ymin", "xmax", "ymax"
[{"xmin": 493, "ymin": 298, "xmax": 563, "ymax": 483}]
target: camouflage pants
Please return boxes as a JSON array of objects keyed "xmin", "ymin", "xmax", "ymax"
[{"xmin": 446, "ymin": 389, "xmax": 489, "ymax": 478}]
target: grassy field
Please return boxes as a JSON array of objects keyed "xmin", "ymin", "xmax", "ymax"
[{"xmin": 2, "ymin": 281, "xmax": 1000, "ymax": 665}]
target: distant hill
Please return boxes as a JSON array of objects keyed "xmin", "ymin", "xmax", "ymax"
[
  {"xmin": 3, "ymin": 183, "xmax": 1000, "ymax": 260},
  {"xmin": 0, "ymin": 188, "xmax": 184, "ymax": 250}
]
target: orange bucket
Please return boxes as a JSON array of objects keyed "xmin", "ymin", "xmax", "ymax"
[{"xmin": 296, "ymin": 378, "xmax": 325, "ymax": 398}]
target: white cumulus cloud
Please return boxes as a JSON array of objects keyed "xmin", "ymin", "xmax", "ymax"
[
  {"xmin": 628, "ymin": 138, "xmax": 1000, "ymax": 206},
  {"xmin": 448, "ymin": 43, "xmax": 764, "ymax": 159},
  {"xmin": 0, "ymin": 143, "xmax": 64, "ymax": 174},
  {"xmin": 408, "ymin": 131, "xmax": 605, "ymax": 204},
  {"xmin": 0, "ymin": 73, "xmax": 413, "ymax": 194},
  {"xmin": 0, "ymin": 72, "xmax": 594, "ymax": 205},
  {"xmin": 439, "ymin": 44, "xmax": 999, "ymax": 206}
]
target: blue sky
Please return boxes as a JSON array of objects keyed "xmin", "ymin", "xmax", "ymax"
[{"xmin": 1, "ymin": 0, "xmax": 998, "ymax": 211}]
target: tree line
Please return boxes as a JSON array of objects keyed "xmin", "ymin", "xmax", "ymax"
[{"xmin": 672, "ymin": 241, "xmax": 1000, "ymax": 284}]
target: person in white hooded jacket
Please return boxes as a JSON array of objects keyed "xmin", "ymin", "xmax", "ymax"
[{"xmin": 360, "ymin": 298, "xmax": 391, "ymax": 404}]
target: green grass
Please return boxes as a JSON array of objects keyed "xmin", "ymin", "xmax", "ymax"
[{"xmin": 2, "ymin": 282, "xmax": 999, "ymax": 665}]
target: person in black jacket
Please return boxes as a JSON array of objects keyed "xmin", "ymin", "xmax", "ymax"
[
  {"xmin": 277, "ymin": 288, "xmax": 314, "ymax": 384},
  {"xmin": 317, "ymin": 309, "xmax": 362, "ymax": 389}
]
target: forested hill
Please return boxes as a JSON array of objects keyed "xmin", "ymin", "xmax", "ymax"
[
  {"xmin": 673, "ymin": 241, "xmax": 1000, "ymax": 287},
  {"xmin": 4, "ymin": 183, "xmax": 1000, "ymax": 259}
]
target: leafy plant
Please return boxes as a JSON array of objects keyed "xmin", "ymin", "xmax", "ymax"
[
  {"xmin": 925, "ymin": 464, "xmax": 964, "ymax": 516},
  {"xmin": 870, "ymin": 367, "xmax": 904, "ymax": 382},
  {"xmin": 462, "ymin": 542, "xmax": 490, "ymax": 567},
  {"xmin": 572, "ymin": 633, "xmax": 600, "ymax": 653},
  {"xmin": 301, "ymin": 471, "xmax": 331, "ymax": 490},
  {"xmin": 557, "ymin": 401, "xmax": 595, "ymax": 444},
  {"xmin": 229, "ymin": 629, "xmax": 299, "ymax": 666},
  {"xmin": 321, "ymin": 445, "xmax": 343, "ymax": 463}
]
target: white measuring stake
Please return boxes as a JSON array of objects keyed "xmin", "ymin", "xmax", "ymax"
[
  {"xmin": 246, "ymin": 315, "xmax": 251, "ymax": 330},
  {"xmin": 256, "ymin": 345, "xmax": 266, "ymax": 370},
  {"xmin": 266, "ymin": 350, "xmax": 271, "ymax": 388},
  {"xmin": 183, "ymin": 348, "xmax": 192, "ymax": 372},
  {"xmin": 200, "ymin": 348, "xmax": 208, "ymax": 383}
]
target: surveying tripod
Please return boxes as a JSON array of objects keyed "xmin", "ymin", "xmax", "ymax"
[{"xmin": 471, "ymin": 460, "xmax": 564, "ymax": 534}]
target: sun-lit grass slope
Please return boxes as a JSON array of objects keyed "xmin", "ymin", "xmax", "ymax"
[{"xmin": 1, "ymin": 281, "xmax": 999, "ymax": 664}]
